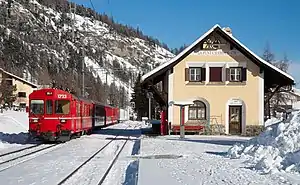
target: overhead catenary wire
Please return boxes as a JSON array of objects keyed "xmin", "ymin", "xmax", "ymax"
[{"xmin": 89, "ymin": 0, "xmax": 96, "ymax": 12}]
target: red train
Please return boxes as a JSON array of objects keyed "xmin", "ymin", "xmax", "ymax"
[{"xmin": 28, "ymin": 88, "xmax": 119, "ymax": 142}]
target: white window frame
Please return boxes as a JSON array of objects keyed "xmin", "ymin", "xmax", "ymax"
[
  {"xmin": 229, "ymin": 68, "xmax": 241, "ymax": 81},
  {"xmin": 189, "ymin": 68, "xmax": 201, "ymax": 81}
]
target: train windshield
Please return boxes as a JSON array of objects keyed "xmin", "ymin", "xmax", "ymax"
[
  {"xmin": 55, "ymin": 100, "xmax": 70, "ymax": 114},
  {"xmin": 30, "ymin": 100, "xmax": 44, "ymax": 115}
]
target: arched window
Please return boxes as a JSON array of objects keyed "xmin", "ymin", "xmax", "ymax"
[{"xmin": 188, "ymin": 100, "xmax": 206, "ymax": 120}]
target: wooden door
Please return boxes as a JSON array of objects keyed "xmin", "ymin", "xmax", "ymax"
[{"xmin": 229, "ymin": 106, "xmax": 242, "ymax": 135}]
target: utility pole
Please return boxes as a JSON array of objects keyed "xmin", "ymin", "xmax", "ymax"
[
  {"xmin": 82, "ymin": 49, "xmax": 85, "ymax": 97},
  {"xmin": 69, "ymin": 2, "xmax": 76, "ymax": 42},
  {"xmin": 7, "ymin": 0, "xmax": 12, "ymax": 18}
]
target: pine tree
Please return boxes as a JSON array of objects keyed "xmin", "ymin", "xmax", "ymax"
[{"xmin": 131, "ymin": 73, "xmax": 148, "ymax": 120}]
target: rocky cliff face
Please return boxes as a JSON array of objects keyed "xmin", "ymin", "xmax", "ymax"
[{"xmin": 0, "ymin": 0, "xmax": 174, "ymax": 107}]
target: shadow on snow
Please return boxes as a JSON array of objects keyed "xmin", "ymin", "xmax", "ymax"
[
  {"xmin": 122, "ymin": 139, "xmax": 141, "ymax": 185},
  {"xmin": 205, "ymin": 151, "xmax": 228, "ymax": 156},
  {"xmin": 0, "ymin": 132, "xmax": 40, "ymax": 144},
  {"xmin": 166, "ymin": 138, "xmax": 248, "ymax": 146},
  {"xmin": 92, "ymin": 128, "xmax": 141, "ymax": 138}
]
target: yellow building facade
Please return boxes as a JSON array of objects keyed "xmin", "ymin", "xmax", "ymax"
[{"xmin": 141, "ymin": 25, "xmax": 294, "ymax": 136}]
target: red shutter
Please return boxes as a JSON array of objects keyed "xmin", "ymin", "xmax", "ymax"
[
  {"xmin": 201, "ymin": 67, "xmax": 206, "ymax": 82},
  {"xmin": 241, "ymin": 68, "xmax": 247, "ymax": 81},
  {"xmin": 185, "ymin": 68, "xmax": 189, "ymax": 81},
  {"xmin": 209, "ymin": 67, "xmax": 222, "ymax": 82}
]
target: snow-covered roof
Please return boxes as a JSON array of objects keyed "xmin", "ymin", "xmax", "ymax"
[
  {"xmin": 289, "ymin": 87, "xmax": 300, "ymax": 98},
  {"xmin": 0, "ymin": 68, "xmax": 38, "ymax": 88},
  {"xmin": 141, "ymin": 24, "xmax": 294, "ymax": 83}
]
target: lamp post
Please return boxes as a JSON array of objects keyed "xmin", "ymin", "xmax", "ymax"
[
  {"xmin": 169, "ymin": 101, "xmax": 193, "ymax": 139},
  {"xmin": 147, "ymin": 92, "xmax": 153, "ymax": 121}
]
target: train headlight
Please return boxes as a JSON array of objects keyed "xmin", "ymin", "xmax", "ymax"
[
  {"xmin": 33, "ymin": 119, "xmax": 39, "ymax": 123},
  {"xmin": 60, "ymin": 119, "xmax": 66, "ymax": 123}
]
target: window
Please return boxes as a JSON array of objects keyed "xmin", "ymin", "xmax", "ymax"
[
  {"xmin": 5, "ymin": 79, "xmax": 13, "ymax": 86},
  {"xmin": 226, "ymin": 67, "xmax": 247, "ymax": 82},
  {"xmin": 18, "ymin": 92, "xmax": 26, "ymax": 98},
  {"xmin": 30, "ymin": 100, "xmax": 44, "ymax": 115},
  {"xmin": 189, "ymin": 68, "xmax": 201, "ymax": 81},
  {"xmin": 229, "ymin": 68, "xmax": 241, "ymax": 81},
  {"xmin": 188, "ymin": 101, "xmax": 206, "ymax": 120},
  {"xmin": 55, "ymin": 100, "xmax": 70, "ymax": 114},
  {"xmin": 46, "ymin": 100, "xmax": 53, "ymax": 114},
  {"xmin": 185, "ymin": 67, "xmax": 206, "ymax": 82},
  {"xmin": 19, "ymin": 103, "xmax": 26, "ymax": 108},
  {"xmin": 209, "ymin": 67, "xmax": 222, "ymax": 82}
]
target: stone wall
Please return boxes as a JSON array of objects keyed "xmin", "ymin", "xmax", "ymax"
[
  {"xmin": 207, "ymin": 124, "xmax": 264, "ymax": 136},
  {"xmin": 169, "ymin": 124, "xmax": 264, "ymax": 136},
  {"xmin": 209, "ymin": 124, "xmax": 226, "ymax": 135},
  {"xmin": 243, "ymin": 125, "xmax": 264, "ymax": 136}
]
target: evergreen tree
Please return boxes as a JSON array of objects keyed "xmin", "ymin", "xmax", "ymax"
[
  {"xmin": 0, "ymin": 81, "xmax": 17, "ymax": 107},
  {"xmin": 131, "ymin": 73, "xmax": 148, "ymax": 120}
]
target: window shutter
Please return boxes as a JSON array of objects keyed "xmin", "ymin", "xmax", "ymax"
[
  {"xmin": 241, "ymin": 68, "xmax": 247, "ymax": 81},
  {"xmin": 201, "ymin": 67, "xmax": 206, "ymax": 81},
  {"xmin": 226, "ymin": 68, "xmax": 230, "ymax": 81},
  {"xmin": 185, "ymin": 68, "xmax": 189, "ymax": 81}
]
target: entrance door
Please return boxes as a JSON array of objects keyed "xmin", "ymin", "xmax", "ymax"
[{"xmin": 229, "ymin": 106, "xmax": 242, "ymax": 135}]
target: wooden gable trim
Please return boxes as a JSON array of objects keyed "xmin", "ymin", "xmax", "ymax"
[{"xmin": 214, "ymin": 28, "xmax": 294, "ymax": 85}]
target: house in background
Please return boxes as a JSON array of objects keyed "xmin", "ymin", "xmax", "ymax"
[
  {"xmin": 0, "ymin": 68, "xmax": 38, "ymax": 108},
  {"xmin": 141, "ymin": 24, "xmax": 295, "ymax": 136}
]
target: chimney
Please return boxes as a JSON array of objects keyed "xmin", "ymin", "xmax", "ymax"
[{"xmin": 223, "ymin": 27, "xmax": 232, "ymax": 35}]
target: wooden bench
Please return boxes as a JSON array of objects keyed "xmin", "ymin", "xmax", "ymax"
[{"xmin": 171, "ymin": 125, "xmax": 206, "ymax": 135}]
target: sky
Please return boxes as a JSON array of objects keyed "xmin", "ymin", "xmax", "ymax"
[{"xmin": 71, "ymin": 0, "xmax": 300, "ymax": 87}]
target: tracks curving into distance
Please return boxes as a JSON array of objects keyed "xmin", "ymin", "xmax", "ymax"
[
  {"xmin": 0, "ymin": 143, "xmax": 61, "ymax": 172},
  {"xmin": 57, "ymin": 125, "xmax": 138, "ymax": 185}
]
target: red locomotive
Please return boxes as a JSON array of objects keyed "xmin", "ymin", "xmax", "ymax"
[{"xmin": 28, "ymin": 88, "xmax": 119, "ymax": 142}]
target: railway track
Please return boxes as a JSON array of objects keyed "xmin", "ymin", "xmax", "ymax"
[
  {"xmin": 0, "ymin": 144, "xmax": 42, "ymax": 158},
  {"xmin": 57, "ymin": 125, "xmax": 137, "ymax": 185},
  {"xmin": 0, "ymin": 143, "xmax": 61, "ymax": 172},
  {"xmin": 97, "ymin": 137, "xmax": 129, "ymax": 185}
]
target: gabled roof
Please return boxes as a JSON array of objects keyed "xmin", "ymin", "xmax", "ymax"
[
  {"xmin": 0, "ymin": 68, "xmax": 38, "ymax": 88},
  {"xmin": 141, "ymin": 24, "xmax": 294, "ymax": 84}
]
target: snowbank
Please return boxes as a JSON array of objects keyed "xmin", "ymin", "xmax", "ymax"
[
  {"xmin": 0, "ymin": 110, "xmax": 30, "ymax": 149},
  {"xmin": 227, "ymin": 111, "xmax": 300, "ymax": 174},
  {"xmin": 264, "ymin": 117, "xmax": 281, "ymax": 127}
]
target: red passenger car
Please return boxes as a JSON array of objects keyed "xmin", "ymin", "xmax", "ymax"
[{"xmin": 28, "ymin": 88, "xmax": 119, "ymax": 142}]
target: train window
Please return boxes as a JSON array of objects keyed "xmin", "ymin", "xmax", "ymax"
[
  {"xmin": 55, "ymin": 100, "xmax": 70, "ymax": 114},
  {"xmin": 30, "ymin": 100, "xmax": 44, "ymax": 114},
  {"xmin": 46, "ymin": 100, "xmax": 53, "ymax": 114}
]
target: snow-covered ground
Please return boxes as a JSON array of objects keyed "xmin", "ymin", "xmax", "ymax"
[
  {"xmin": 0, "ymin": 110, "xmax": 30, "ymax": 151},
  {"xmin": 1, "ymin": 110, "xmax": 300, "ymax": 184},
  {"xmin": 137, "ymin": 135, "xmax": 300, "ymax": 185}
]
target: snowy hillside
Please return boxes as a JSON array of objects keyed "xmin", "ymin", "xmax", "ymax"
[
  {"xmin": 0, "ymin": 0, "xmax": 174, "ymax": 105},
  {"xmin": 228, "ymin": 111, "xmax": 300, "ymax": 174}
]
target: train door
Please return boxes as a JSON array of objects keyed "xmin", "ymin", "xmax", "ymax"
[
  {"xmin": 76, "ymin": 102, "xmax": 81, "ymax": 131},
  {"xmin": 80, "ymin": 102, "xmax": 84, "ymax": 131}
]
